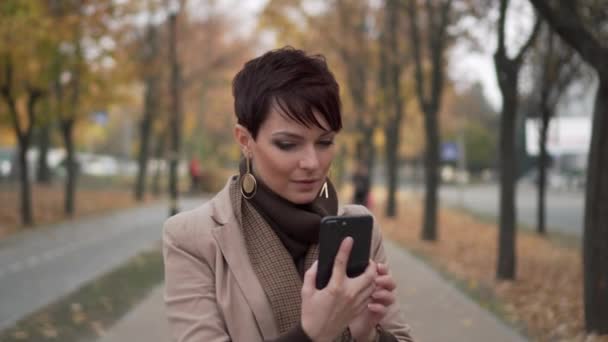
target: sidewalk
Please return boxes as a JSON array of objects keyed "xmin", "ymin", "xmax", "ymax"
[{"xmin": 97, "ymin": 239, "xmax": 527, "ymax": 342}]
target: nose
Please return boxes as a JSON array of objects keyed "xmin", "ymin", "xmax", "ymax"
[{"xmin": 298, "ymin": 145, "xmax": 320, "ymax": 171}]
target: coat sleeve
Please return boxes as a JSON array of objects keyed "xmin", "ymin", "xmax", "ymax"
[
  {"xmin": 163, "ymin": 215, "xmax": 230, "ymax": 342},
  {"xmin": 348, "ymin": 205, "xmax": 416, "ymax": 342}
]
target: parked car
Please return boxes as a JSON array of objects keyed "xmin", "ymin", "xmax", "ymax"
[
  {"xmin": 0, "ymin": 147, "xmax": 13, "ymax": 179},
  {"xmin": 521, "ymin": 168, "xmax": 584, "ymax": 191}
]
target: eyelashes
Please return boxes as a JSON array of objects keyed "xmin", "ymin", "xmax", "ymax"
[
  {"xmin": 272, "ymin": 140, "xmax": 334, "ymax": 151},
  {"xmin": 274, "ymin": 141, "xmax": 296, "ymax": 150}
]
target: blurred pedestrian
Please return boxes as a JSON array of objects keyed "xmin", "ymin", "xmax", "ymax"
[
  {"xmin": 352, "ymin": 161, "xmax": 371, "ymax": 207},
  {"xmin": 188, "ymin": 157, "xmax": 201, "ymax": 192}
]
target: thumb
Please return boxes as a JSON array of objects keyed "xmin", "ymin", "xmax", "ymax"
[{"xmin": 302, "ymin": 260, "xmax": 318, "ymax": 295}]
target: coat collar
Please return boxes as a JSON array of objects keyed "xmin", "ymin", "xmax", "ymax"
[{"xmin": 209, "ymin": 176, "xmax": 279, "ymax": 338}]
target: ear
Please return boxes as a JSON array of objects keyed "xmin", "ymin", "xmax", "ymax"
[{"xmin": 234, "ymin": 124, "xmax": 254, "ymax": 155}]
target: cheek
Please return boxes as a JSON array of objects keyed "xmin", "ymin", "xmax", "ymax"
[
  {"xmin": 319, "ymin": 148, "xmax": 336, "ymax": 170},
  {"xmin": 255, "ymin": 147, "xmax": 295, "ymax": 180}
]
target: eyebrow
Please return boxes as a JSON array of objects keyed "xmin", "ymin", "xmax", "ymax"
[{"xmin": 271, "ymin": 131, "xmax": 334, "ymax": 139}]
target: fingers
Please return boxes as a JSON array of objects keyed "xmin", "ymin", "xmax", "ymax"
[
  {"xmin": 352, "ymin": 283, "xmax": 375, "ymax": 315},
  {"xmin": 371, "ymin": 289, "xmax": 395, "ymax": 307},
  {"xmin": 352, "ymin": 259, "xmax": 377, "ymax": 289},
  {"xmin": 376, "ymin": 263, "xmax": 389, "ymax": 275},
  {"xmin": 329, "ymin": 237, "xmax": 353, "ymax": 287},
  {"xmin": 302, "ymin": 261, "xmax": 318, "ymax": 296},
  {"xmin": 374, "ymin": 273, "xmax": 396, "ymax": 292},
  {"xmin": 367, "ymin": 302, "xmax": 388, "ymax": 316},
  {"xmin": 347, "ymin": 261, "xmax": 377, "ymax": 310}
]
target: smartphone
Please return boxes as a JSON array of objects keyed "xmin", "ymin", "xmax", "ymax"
[{"xmin": 316, "ymin": 215, "xmax": 373, "ymax": 289}]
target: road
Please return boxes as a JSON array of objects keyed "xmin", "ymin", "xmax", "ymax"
[
  {"xmin": 0, "ymin": 197, "xmax": 205, "ymax": 331},
  {"xmin": 436, "ymin": 183, "xmax": 584, "ymax": 237}
]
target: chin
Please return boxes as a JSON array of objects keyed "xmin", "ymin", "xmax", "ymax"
[{"xmin": 286, "ymin": 191, "xmax": 318, "ymax": 205}]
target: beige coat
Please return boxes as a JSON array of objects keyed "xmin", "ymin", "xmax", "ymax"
[{"xmin": 163, "ymin": 177, "xmax": 414, "ymax": 342}]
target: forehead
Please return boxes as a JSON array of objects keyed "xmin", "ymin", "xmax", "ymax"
[{"xmin": 260, "ymin": 108, "xmax": 332, "ymax": 135}]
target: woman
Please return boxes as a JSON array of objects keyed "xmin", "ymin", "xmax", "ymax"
[{"xmin": 163, "ymin": 47, "xmax": 415, "ymax": 342}]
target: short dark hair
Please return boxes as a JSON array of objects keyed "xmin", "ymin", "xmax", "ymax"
[{"xmin": 232, "ymin": 47, "xmax": 342, "ymax": 139}]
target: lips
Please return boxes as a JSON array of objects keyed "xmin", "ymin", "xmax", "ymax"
[{"xmin": 292, "ymin": 179, "xmax": 320, "ymax": 184}]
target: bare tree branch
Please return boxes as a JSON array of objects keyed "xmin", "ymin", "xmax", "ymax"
[
  {"xmin": 407, "ymin": 0, "xmax": 426, "ymax": 108},
  {"xmin": 431, "ymin": 0, "xmax": 452, "ymax": 107},
  {"xmin": 529, "ymin": 0, "xmax": 608, "ymax": 76},
  {"xmin": 496, "ymin": 0, "xmax": 508, "ymax": 55},
  {"xmin": 515, "ymin": 15, "xmax": 541, "ymax": 63}
]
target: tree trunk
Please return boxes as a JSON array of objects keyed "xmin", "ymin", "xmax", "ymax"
[
  {"xmin": 134, "ymin": 77, "xmax": 157, "ymax": 201},
  {"xmin": 17, "ymin": 142, "xmax": 33, "ymax": 226},
  {"xmin": 168, "ymin": 12, "xmax": 182, "ymax": 216},
  {"xmin": 36, "ymin": 122, "xmax": 52, "ymax": 184},
  {"xmin": 495, "ymin": 59, "xmax": 518, "ymax": 280},
  {"xmin": 422, "ymin": 108, "xmax": 440, "ymax": 240},
  {"xmin": 526, "ymin": 0, "xmax": 608, "ymax": 331},
  {"xmin": 1, "ymin": 61, "xmax": 36, "ymax": 226},
  {"xmin": 537, "ymin": 109, "xmax": 549, "ymax": 235},
  {"xmin": 135, "ymin": 117, "xmax": 152, "ymax": 201},
  {"xmin": 152, "ymin": 131, "xmax": 166, "ymax": 197},
  {"xmin": 583, "ymin": 76, "xmax": 608, "ymax": 334},
  {"xmin": 385, "ymin": 124, "xmax": 398, "ymax": 217},
  {"xmin": 134, "ymin": 24, "xmax": 159, "ymax": 202},
  {"xmin": 382, "ymin": 0, "xmax": 404, "ymax": 218},
  {"xmin": 61, "ymin": 120, "xmax": 76, "ymax": 217}
]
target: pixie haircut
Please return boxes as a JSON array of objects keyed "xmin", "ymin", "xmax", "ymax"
[{"xmin": 232, "ymin": 47, "xmax": 342, "ymax": 139}]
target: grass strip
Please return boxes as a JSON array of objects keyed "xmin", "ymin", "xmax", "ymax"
[{"xmin": 0, "ymin": 247, "xmax": 163, "ymax": 342}]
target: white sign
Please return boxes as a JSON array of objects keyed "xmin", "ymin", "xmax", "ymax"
[{"xmin": 526, "ymin": 116, "xmax": 591, "ymax": 156}]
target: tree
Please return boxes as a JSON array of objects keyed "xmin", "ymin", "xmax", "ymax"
[
  {"xmin": 0, "ymin": 1, "xmax": 52, "ymax": 225},
  {"xmin": 449, "ymin": 83, "xmax": 499, "ymax": 175},
  {"xmin": 379, "ymin": 0, "xmax": 406, "ymax": 217},
  {"xmin": 493, "ymin": 0, "xmax": 540, "ymax": 280},
  {"xmin": 167, "ymin": 8, "xmax": 183, "ymax": 216},
  {"xmin": 528, "ymin": 0, "xmax": 608, "ymax": 333},
  {"xmin": 334, "ymin": 0, "xmax": 378, "ymax": 188},
  {"xmin": 406, "ymin": 0, "xmax": 454, "ymax": 241},
  {"xmin": 134, "ymin": 21, "xmax": 161, "ymax": 202},
  {"xmin": 48, "ymin": 0, "xmax": 127, "ymax": 216},
  {"xmin": 35, "ymin": 100, "xmax": 53, "ymax": 184},
  {"xmin": 528, "ymin": 26, "xmax": 583, "ymax": 235}
]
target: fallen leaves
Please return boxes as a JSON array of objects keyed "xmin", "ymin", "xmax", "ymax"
[
  {"xmin": 371, "ymin": 193, "xmax": 607, "ymax": 342},
  {"xmin": 0, "ymin": 183, "xmax": 156, "ymax": 239}
]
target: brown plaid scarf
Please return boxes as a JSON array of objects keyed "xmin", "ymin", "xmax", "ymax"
[{"xmin": 229, "ymin": 178, "xmax": 352, "ymax": 341}]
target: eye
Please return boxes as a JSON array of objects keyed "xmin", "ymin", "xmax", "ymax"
[
  {"xmin": 317, "ymin": 140, "xmax": 334, "ymax": 148},
  {"xmin": 273, "ymin": 141, "xmax": 297, "ymax": 151}
]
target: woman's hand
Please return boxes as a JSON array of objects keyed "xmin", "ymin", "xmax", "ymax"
[
  {"xmin": 348, "ymin": 263, "xmax": 397, "ymax": 341},
  {"xmin": 300, "ymin": 237, "xmax": 377, "ymax": 342}
]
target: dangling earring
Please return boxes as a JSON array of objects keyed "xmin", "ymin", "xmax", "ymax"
[
  {"xmin": 241, "ymin": 154, "xmax": 257, "ymax": 199},
  {"xmin": 319, "ymin": 169, "xmax": 330, "ymax": 199}
]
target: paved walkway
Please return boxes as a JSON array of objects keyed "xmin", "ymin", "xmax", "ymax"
[
  {"xmin": 0, "ymin": 197, "xmax": 203, "ymax": 330},
  {"xmin": 96, "ymin": 239, "xmax": 527, "ymax": 342}
]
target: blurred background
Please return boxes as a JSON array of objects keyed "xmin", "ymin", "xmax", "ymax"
[{"xmin": 0, "ymin": 0, "xmax": 606, "ymax": 341}]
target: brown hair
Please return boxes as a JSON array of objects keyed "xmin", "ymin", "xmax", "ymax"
[{"xmin": 232, "ymin": 46, "xmax": 342, "ymax": 139}]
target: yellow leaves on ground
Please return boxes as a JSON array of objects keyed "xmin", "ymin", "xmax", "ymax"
[
  {"xmin": 0, "ymin": 184, "xmax": 154, "ymax": 239},
  {"xmin": 70, "ymin": 303, "xmax": 86, "ymax": 325},
  {"xmin": 12, "ymin": 330, "xmax": 28, "ymax": 340},
  {"xmin": 374, "ymin": 193, "xmax": 607, "ymax": 342}
]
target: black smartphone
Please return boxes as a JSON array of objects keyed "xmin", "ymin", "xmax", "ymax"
[{"xmin": 316, "ymin": 215, "xmax": 373, "ymax": 289}]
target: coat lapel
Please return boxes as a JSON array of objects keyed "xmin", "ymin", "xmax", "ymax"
[{"xmin": 210, "ymin": 178, "xmax": 279, "ymax": 339}]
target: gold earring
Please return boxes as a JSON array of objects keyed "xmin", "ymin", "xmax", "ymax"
[
  {"xmin": 241, "ymin": 155, "xmax": 257, "ymax": 199},
  {"xmin": 319, "ymin": 169, "xmax": 330, "ymax": 199}
]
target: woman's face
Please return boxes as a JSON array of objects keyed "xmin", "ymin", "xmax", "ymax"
[{"xmin": 237, "ymin": 108, "xmax": 337, "ymax": 204}]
